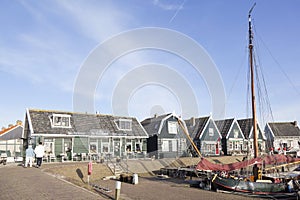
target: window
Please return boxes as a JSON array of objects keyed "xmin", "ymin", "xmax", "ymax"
[
  {"xmin": 162, "ymin": 140, "xmax": 169, "ymax": 152},
  {"xmin": 102, "ymin": 143, "xmax": 109, "ymax": 153},
  {"xmin": 209, "ymin": 128, "xmax": 214, "ymax": 136},
  {"xmin": 229, "ymin": 141, "xmax": 233, "ymax": 150},
  {"xmin": 126, "ymin": 143, "xmax": 132, "ymax": 152},
  {"xmin": 116, "ymin": 119, "xmax": 132, "ymax": 130},
  {"xmin": 44, "ymin": 139, "xmax": 54, "ymax": 154},
  {"xmin": 49, "ymin": 114, "xmax": 71, "ymax": 128},
  {"xmin": 172, "ymin": 140, "xmax": 177, "ymax": 152},
  {"xmin": 168, "ymin": 121, "xmax": 177, "ymax": 134},
  {"xmin": 205, "ymin": 144, "xmax": 211, "ymax": 152},
  {"xmin": 234, "ymin": 141, "xmax": 239, "ymax": 150},
  {"xmin": 90, "ymin": 142, "xmax": 98, "ymax": 154},
  {"xmin": 135, "ymin": 143, "xmax": 141, "ymax": 152},
  {"xmin": 233, "ymin": 130, "xmax": 239, "ymax": 138},
  {"xmin": 240, "ymin": 141, "xmax": 244, "ymax": 150}
]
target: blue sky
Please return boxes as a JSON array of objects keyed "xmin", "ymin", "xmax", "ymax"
[{"xmin": 1, "ymin": 0, "xmax": 300, "ymax": 127}]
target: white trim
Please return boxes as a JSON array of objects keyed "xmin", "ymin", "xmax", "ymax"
[
  {"xmin": 157, "ymin": 113, "xmax": 173, "ymax": 134},
  {"xmin": 266, "ymin": 123, "xmax": 275, "ymax": 139},
  {"xmin": 49, "ymin": 114, "xmax": 72, "ymax": 128},
  {"xmin": 248, "ymin": 123, "xmax": 265, "ymax": 140},
  {"xmin": 114, "ymin": 118, "xmax": 132, "ymax": 131},
  {"xmin": 198, "ymin": 116, "xmax": 210, "ymax": 139},
  {"xmin": 136, "ymin": 120, "xmax": 149, "ymax": 137},
  {"xmin": 226, "ymin": 118, "xmax": 245, "ymax": 140},
  {"xmin": 199, "ymin": 116, "xmax": 222, "ymax": 140},
  {"xmin": 31, "ymin": 134, "xmax": 148, "ymax": 139},
  {"xmin": 26, "ymin": 108, "xmax": 34, "ymax": 135},
  {"xmin": 203, "ymin": 141, "xmax": 216, "ymax": 145}
]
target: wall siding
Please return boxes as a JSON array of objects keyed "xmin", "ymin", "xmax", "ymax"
[{"xmin": 73, "ymin": 137, "xmax": 88, "ymax": 153}]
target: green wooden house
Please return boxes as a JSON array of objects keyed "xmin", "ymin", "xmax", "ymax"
[
  {"xmin": 185, "ymin": 116, "xmax": 222, "ymax": 156},
  {"xmin": 23, "ymin": 109, "xmax": 148, "ymax": 161}
]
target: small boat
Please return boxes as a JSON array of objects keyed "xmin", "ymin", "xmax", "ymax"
[{"xmin": 211, "ymin": 174, "xmax": 298, "ymax": 199}]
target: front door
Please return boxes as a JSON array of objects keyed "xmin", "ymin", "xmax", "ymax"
[
  {"xmin": 113, "ymin": 140, "xmax": 121, "ymax": 157},
  {"xmin": 215, "ymin": 142, "xmax": 219, "ymax": 155}
]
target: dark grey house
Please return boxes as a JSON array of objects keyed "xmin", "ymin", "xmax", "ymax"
[
  {"xmin": 141, "ymin": 113, "xmax": 187, "ymax": 159},
  {"xmin": 237, "ymin": 118, "xmax": 266, "ymax": 156},
  {"xmin": 215, "ymin": 118, "xmax": 245, "ymax": 156},
  {"xmin": 185, "ymin": 116, "xmax": 221, "ymax": 156},
  {"xmin": 23, "ymin": 109, "xmax": 148, "ymax": 161},
  {"xmin": 265, "ymin": 121, "xmax": 300, "ymax": 154}
]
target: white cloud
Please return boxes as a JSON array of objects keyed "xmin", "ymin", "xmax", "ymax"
[
  {"xmin": 153, "ymin": 0, "xmax": 185, "ymax": 11},
  {"xmin": 57, "ymin": 1, "xmax": 133, "ymax": 42}
]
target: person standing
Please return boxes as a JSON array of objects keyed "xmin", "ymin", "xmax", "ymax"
[
  {"xmin": 34, "ymin": 142, "xmax": 45, "ymax": 168},
  {"xmin": 25, "ymin": 145, "xmax": 35, "ymax": 168}
]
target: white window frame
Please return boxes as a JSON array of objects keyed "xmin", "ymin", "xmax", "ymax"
[
  {"xmin": 89, "ymin": 141, "xmax": 98, "ymax": 154},
  {"xmin": 135, "ymin": 142, "xmax": 142, "ymax": 152},
  {"xmin": 172, "ymin": 140, "xmax": 177, "ymax": 152},
  {"xmin": 229, "ymin": 141, "xmax": 233, "ymax": 150},
  {"xmin": 168, "ymin": 121, "xmax": 178, "ymax": 134},
  {"xmin": 50, "ymin": 114, "xmax": 71, "ymax": 128},
  {"xmin": 234, "ymin": 141, "xmax": 239, "ymax": 150},
  {"xmin": 233, "ymin": 130, "xmax": 239, "ymax": 138},
  {"xmin": 101, "ymin": 142, "xmax": 109, "ymax": 153},
  {"xmin": 240, "ymin": 141, "xmax": 244, "ymax": 150},
  {"xmin": 209, "ymin": 128, "xmax": 214, "ymax": 136},
  {"xmin": 162, "ymin": 140, "xmax": 169, "ymax": 152},
  {"xmin": 116, "ymin": 119, "xmax": 132, "ymax": 131},
  {"xmin": 44, "ymin": 139, "xmax": 54, "ymax": 154},
  {"xmin": 126, "ymin": 142, "xmax": 132, "ymax": 152},
  {"xmin": 206, "ymin": 144, "xmax": 211, "ymax": 152}
]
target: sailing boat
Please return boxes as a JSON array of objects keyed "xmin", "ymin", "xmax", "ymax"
[{"xmin": 198, "ymin": 4, "xmax": 300, "ymax": 199}]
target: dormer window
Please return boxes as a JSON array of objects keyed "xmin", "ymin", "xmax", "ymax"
[
  {"xmin": 168, "ymin": 121, "xmax": 178, "ymax": 134},
  {"xmin": 49, "ymin": 114, "xmax": 71, "ymax": 128},
  {"xmin": 116, "ymin": 119, "xmax": 132, "ymax": 130}
]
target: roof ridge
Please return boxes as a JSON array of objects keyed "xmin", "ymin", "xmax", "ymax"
[{"xmin": 28, "ymin": 108, "xmax": 137, "ymax": 119}]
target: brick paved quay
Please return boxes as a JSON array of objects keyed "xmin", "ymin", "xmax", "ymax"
[
  {"xmin": 0, "ymin": 161, "xmax": 263, "ymax": 200},
  {"xmin": 0, "ymin": 164, "xmax": 101, "ymax": 200}
]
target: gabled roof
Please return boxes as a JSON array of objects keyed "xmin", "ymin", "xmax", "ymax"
[
  {"xmin": 0, "ymin": 125, "xmax": 18, "ymax": 135},
  {"xmin": 267, "ymin": 121, "xmax": 300, "ymax": 137},
  {"xmin": 237, "ymin": 118, "xmax": 263, "ymax": 139},
  {"xmin": 215, "ymin": 118, "xmax": 235, "ymax": 138},
  {"xmin": 26, "ymin": 109, "xmax": 148, "ymax": 138},
  {"xmin": 0, "ymin": 125, "xmax": 23, "ymax": 140},
  {"xmin": 141, "ymin": 113, "xmax": 181, "ymax": 136},
  {"xmin": 185, "ymin": 116, "xmax": 210, "ymax": 139}
]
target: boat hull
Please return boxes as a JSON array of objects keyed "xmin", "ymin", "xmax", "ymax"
[{"xmin": 212, "ymin": 175, "xmax": 298, "ymax": 199}]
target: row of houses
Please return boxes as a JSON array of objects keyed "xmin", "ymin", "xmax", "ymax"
[{"xmin": 1, "ymin": 108, "xmax": 300, "ymax": 162}]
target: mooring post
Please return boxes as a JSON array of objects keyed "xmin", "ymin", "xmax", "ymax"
[
  {"xmin": 87, "ymin": 161, "xmax": 92, "ymax": 185},
  {"xmin": 115, "ymin": 181, "xmax": 121, "ymax": 200}
]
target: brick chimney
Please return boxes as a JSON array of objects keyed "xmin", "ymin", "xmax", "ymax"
[
  {"xmin": 16, "ymin": 120, "xmax": 22, "ymax": 126},
  {"xmin": 190, "ymin": 117, "xmax": 195, "ymax": 126},
  {"xmin": 293, "ymin": 121, "xmax": 298, "ymax": 127}
]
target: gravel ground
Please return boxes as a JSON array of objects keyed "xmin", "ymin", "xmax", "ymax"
[{"xmin": 42, "ymin": 162, "xmax": 264, "ymax": 200}]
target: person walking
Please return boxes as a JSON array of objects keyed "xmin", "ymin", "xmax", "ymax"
[
  {"xmin": 34, "ymin": 142, "xmax": 45, "ymax": 168},
  {"xmin": 25, "ymin": 145, "xmax": 35, "ymax": 168}
]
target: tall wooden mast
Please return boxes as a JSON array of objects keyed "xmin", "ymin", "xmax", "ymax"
[{"xmin": 248, "ymin": 3, "xmax": 259, "ymax": 159}]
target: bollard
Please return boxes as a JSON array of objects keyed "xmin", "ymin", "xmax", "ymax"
[
  {"xmin": 115, "ymin": 181, "xmax": 121, "ymax": 200},
  {"xmin": 132, "ymin": 173, "xmax": 138, "ymax": 185},
  {"xmin": 87, "ymin": 161, "xmax": 92, "ymax": 185}
]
